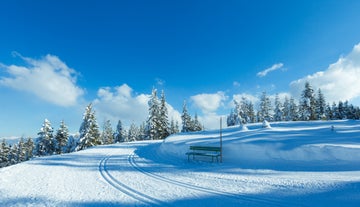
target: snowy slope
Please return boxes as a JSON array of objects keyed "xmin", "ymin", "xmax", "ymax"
[{"xmin": 1, "ymin": 120, "xmax": 360, "ymax": 206}]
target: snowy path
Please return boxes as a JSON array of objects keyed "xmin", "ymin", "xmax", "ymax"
[{"xmin": 2, "ymin": 136, "xmax": 360, "ymax": 206}]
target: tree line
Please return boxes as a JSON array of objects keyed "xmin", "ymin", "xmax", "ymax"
[
  {"xmin": 227, "ymin": 82, "xmax": 360, "ymax": 126},
  {"xmin": 0, "ymin": 88, "xmax": 202, "ymax": 168}
]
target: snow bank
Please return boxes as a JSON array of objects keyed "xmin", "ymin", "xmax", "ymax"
[{"xmin": 161, "ymin": 120, "xmax": 360, "ymax": 170}]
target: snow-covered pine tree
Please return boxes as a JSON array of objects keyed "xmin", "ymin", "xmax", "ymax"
[
  {"xmin": 299, "ymin": 82, "xmax": 316, "ymax": 121},
  {"xmin": 282, "ymin": 96, "xmax": 291, "ymax": 121},
  {"xmin": 36, "ymin": 119, "xmax": 55, "ymax": 156},
  {"xmin": 233, "ymin": 100, "xmax": 242, "ymax": 125},
  {"xmin": 66, "ymin": 136, "xmax": 77, "ymax": 153},
  {"xmin": 128, "ymin": 123, "xmax": 139, "ymax": 142},
  {"xmin": 289, "ymin": 97, "xmax": 298, "ymax": 121},
  {"xmin": 147, "ymin": 89, "xmax": 161, "ymax": 140},
  {"xmin": 192, "ymin": 113, "xmax": 203, "ymax": 131},
  {"xmin": 77, "ymin": 103, "xmax": 101, "ymax": 151},
  {"xmin": 17, "ymin": 137, "xmax": 26, "ymax": 162},
  {"xmin": 331, "ymin": 102, "xmax": 338, "ymax": 119},
  {"xmin": 25, "ymin": 138, "xmax": 34, "ymax": 160},
  {"xmin": 227, "ymin": 109, "xmax": 237, "ymax": 127},
  {"xmin": 181, "ymin": 100, "xmax": 192, "ymax": 132},
  {"xmin": 9, "ymin": 144, "xmax": 18, "ymax": 165},
  {"xmin": 259, "ymin": 91, "xmax": 273, "ymax": 122},
  {"xmin": 114, "ymin": 120, "xmax": 124, "ymax": 143},
  {"xmin": 273, "ymin": 94, "xmax": 283, "ymax": 122},
  {"xmin": 55, "ymin": 120, "xmax": 69, "ymax": 154},
  {"xmin": 101, "ymin": 120, "xmax": 114, "ymax": 145},
  {"xmin": 0, "ymin": 139, "xmax": 10, "ymax": 167},
  {"xmin": 169, "ymin": 119, "xmax": 180, "ymax": 134},
  {"xmin": 138, "ymin": 122, "xmax": 147, "ymax": 140},
  {"xmin": 159, "ymin": 90, "xmax": 170, "ymax": 139},
  {"xmin": 316, "ymin": 89, "xmax": 326, "ymax": 120}
]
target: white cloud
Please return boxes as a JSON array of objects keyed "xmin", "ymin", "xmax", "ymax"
[
  {"xmin": 290, "ymin": 43, "xmax": 360, "ymax": 104},
  {"xmin": 191, "ymin": 91, "xmax": 227, "ymax": 114},
  {"xmin": 93, "ymin": 84, "xmax": 181, "ymax": 128},
  {"xmin": 257, "ymin": 63, "xmax": 284, "ymax": 77},
  {"xmin": 0, "ymin": 53, "xmax": 83, "ymax": 106}
]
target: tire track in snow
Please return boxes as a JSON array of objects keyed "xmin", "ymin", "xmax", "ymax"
[
  {"xmin": 128, "ymin": 153, "xmax": 305, "ymax": 207},
  {"xmin": 99, "ymin": 155, "xmax": 167, "ymax": 206}
]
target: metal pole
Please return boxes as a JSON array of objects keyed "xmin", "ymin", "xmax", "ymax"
[{"xmin": 220, "ymin": 117, "xmax": 223, "ymax": 163}]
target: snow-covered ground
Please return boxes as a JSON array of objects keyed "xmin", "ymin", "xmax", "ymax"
[{"xmin": 1, "ymin": 120, "xmax": 360, "ymax": 206}]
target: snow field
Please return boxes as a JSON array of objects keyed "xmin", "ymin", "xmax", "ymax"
[{"xmin": 1, "ymin": 120, "xmax": 360, "ymax": 206}]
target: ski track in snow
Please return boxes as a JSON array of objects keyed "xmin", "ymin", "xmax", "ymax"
[
  {"xmin": 99, "ymin": 155, "xmax": 167, "ymax": 206},
  {"xmin": 128, "ymin": 153, "xmax": 302, "ymax": 207}
]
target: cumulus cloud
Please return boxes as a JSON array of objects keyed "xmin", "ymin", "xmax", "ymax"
[
  {"xmin": 93, "ymin": 84, "xmax": 181, "ymax": 127},
  {"xmin": 290, "ymin": 43, "xmax": 360, "ymax": 104},
  {"xmin": 257, "ymin": 63, "xmax": 284, "ymax": 77},
  {"xmin": 191, "ymin": 91, "xmax": 227, "ymax": 114},
  {"xmin": 0, "ymin": 53, "xmax": 83, "ymax": 106}
]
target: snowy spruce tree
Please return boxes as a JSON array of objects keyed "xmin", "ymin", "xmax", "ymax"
[
  {"xmin": 159, "ymin": 90, "xmax": 170, "ymax": 139},
  {"xmin": 36, "ymin": 119, "xmax": 55, "ymax": 156},
  {"xmin": 0, "ymin": 139, "xmax": 10, "ymax": 167},
  {"xmin": 273, "ymin": 94, "xmax": 283, "ymax": 121},
  {"xmin": 114, "ymin": 120, "xmax": 124, "ymax": 143},
  {"xmin": 77, "ymin": 103, "xmax": 101, "ymax": 151},
  {"xmin": 147, "ymin": 88, "xmax": 161, "ymax": 140},
  {"xmin": 55, "ymin": 120, "xmax": 69, "ymax": 154},
  {"xmin": 316, "ymin": 89, "xmax": 326, "ymax": 120},
  {"xmin": 101, "ymin": 120, "xmax": 114, "ymax": 145},
  {"xmin": 169, "ymin": 119, "xmax": 180, "ymax": 134},
  {"xmin": 17, "ymin": 138, "xmax": 26, "ymax": 163},
  {"xmin": 25, "ymin": 138, "xmax": 34, "ymax": 160},
  {"xmin": 181, "ymin": 100, "xmax": 192, "ymax": 132},
  {"xmin": 259, "ymin": 91, "xmax": 273, "ymax": 122},
  {"xmin": 299, "ymin": 82, "xmax": 316, "ymax": 121}
]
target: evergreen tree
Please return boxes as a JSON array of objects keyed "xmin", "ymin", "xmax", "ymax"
[
  {"xmin": 101, "ymin": 120, "xmax": 114, "ymax": 145},
  {"xmin": 227, "ymin": 109, "xmax": 237, "ymax": 127},
  {"xmin": 114, "ymin": 120, "xmax": 124, "ymax": 143},
  {"xmin": 299, "ymin": 82, "xmax": 316, "ymax": 120},
  {"xmin": 259, "ymin": 91, "xmax": 273, "ymax": 122},
  {"xmin": 9, "ymin": 144, "xmax": 18, "ymax": 165},
  {"xmin": 77, "ymin": 103, "xmax": 101, "ymax": 151},
  {"xmin": 36, "ymin": 119, "xmax": 55, "ymax": 156},
  {"xmin": 325, "ymin": 103, "xmax": 333, "ymax": 120},
  {"xmin": 169, "ymin": 119, "xmax": 180, "ymax": 134},
  {"xmin": 25, "ymin": 138, "xmax": 34, "ymax": 160},
  {"xmin": 0, "ymin": 139, "xmax": 10, "ymax": 167},
  {"xmin": 159, "ymin": 90, "xmax": 170, "ymax": 139},
  {"xmin": 331, "ymin": 102, "xmax": 338, "ymax": 119},
  {"xmin": 282, "ymin": 96, "xmax": 291, "ymax": 121},
  {"xmin": 66, "ymin": 136, "xmax": 77, "ymax": 153},
  {"xmin": 316, "ymin": 89, "xmax": 326, "ymax": 120},
  {"xmin": 128, "ymin": 123, "xmax": 139, "ymax": 142},
  {"xmin": 55, "ymin": 120, "xmax": 69, "ymax": 154},
  {"xmin": 147, "ymin": 89, "xmax": 161, "ymax": 140},
  {"xmin": 17, "ymin": 138, "xmax": 26, "ymax": 162},
  {"xmin": 273, "ymin": 94, "xmax": 283, "ymax": 121},
  {"xmin": 192, "ymin": 113, "xmax": 203, "ymax": 131},
  {"xmin": 181, "ymin": 100, "xmax": 192, "ymax": 132},
  {"xmin": 289, "ymin": 97, "xmax": 298, "ymax": 121}
]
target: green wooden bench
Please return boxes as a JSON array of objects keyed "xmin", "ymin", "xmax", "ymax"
[{"xmin": 186, "ymin": 146, "xmax": 221, "ymax": 162}]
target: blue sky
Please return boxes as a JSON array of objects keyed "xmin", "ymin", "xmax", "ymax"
[{"xmin": 1, "ymin": 0, "xmax": 360, "ymax": 137}]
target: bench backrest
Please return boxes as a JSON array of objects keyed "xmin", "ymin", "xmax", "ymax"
[{"xmin": 189, "ymin": 146, "xmax": 221, "ymax": 152}]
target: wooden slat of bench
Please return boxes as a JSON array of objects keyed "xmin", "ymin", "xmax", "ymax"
[{"xmin": 189, "ymin": 146, "xmax": 221, "ymax": 152}]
